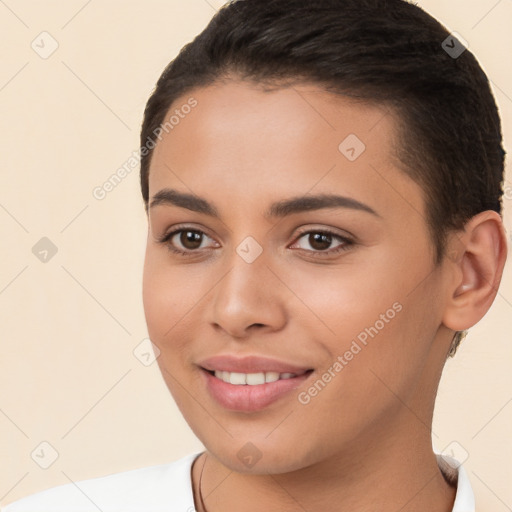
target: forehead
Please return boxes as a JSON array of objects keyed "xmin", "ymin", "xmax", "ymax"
[{"xmin": 148, "ymin": 80, "xmax": 425, "ymax": 222}]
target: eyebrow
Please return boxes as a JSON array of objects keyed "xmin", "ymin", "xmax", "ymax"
[{"xmin": 149, "ymin": 188, "xmax": 379, "ymax": 218}]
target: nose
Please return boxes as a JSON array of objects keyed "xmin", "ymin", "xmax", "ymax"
[{"xmin": 209, "ymin": 252, "xmax": 288, "ymax": 339}]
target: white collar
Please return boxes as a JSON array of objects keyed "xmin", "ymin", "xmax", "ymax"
[
  {"xmin": 436, "ymin": 453, "xmax": 475, "ymax": 512},
  {"xmin": 1, "ymin": 451, "xmax": 475, "ymax": 511}
]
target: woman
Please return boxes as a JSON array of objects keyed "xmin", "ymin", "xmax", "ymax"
[{"xmin": 4, "ymin": 0, "xmax": 507, "ymax": 510}]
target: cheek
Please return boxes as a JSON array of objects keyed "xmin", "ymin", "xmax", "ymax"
[
  {"xmin": 285, "ymin": 254, "xmax": 435, "ymax": 396},
  {"xmin": 142, "ymin": 252, "xmax": 195, "ymax": 369},
  {"xmin": 142, "ymin": 247, "xmax": 223, "ymax": 388},
  {"xmin": 142, "ymin": 252, "xmax": 197, "ymax": 399},
  {"xmin": 282, "ymin": 257, "xmax": 406, "ymax": 345},
  {"xmin": 142, "ymin": 253, "xmax": 175, "ymax": 341},
  {"xmin": 142, "ymin": 257, "xmax": 217, "ymax": 437}
]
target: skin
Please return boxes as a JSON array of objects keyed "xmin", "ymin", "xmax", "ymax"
[{"xmin": 142, "ymin": 80, "xmax": 507, "ymax": 512}]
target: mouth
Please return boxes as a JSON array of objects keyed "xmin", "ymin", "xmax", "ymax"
[
  {"xmin": 199, "ymin": 367, "xmax": 314, "ymax": 412},
  {"xmin": 205, "ymin": 369, "xmax": 311, "ymax": 385}
]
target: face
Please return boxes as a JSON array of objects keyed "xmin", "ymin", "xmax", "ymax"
[{"xmin": 142, "ymin": 80, "xmax": 452, "ymax": 474}]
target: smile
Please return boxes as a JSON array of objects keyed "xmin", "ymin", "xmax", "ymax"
[
  {"xmin": 201, "ymin": 367, "xmax": 314, "ymax": 412},
  {"xmin": 213, "ymin": 370, "xmax": 304, "ymax": 385}
]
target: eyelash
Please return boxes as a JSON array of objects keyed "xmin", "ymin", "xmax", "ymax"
[{"xmin": 157, "ymin": 226, "xmax": 354, "ymax": 258}]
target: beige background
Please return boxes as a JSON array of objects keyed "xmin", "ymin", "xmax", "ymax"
[{"xmin": 0, "ymin": 0, "xmax": 511, "ymax": 509}]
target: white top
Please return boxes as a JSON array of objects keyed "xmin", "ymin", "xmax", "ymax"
[{"xmin": 2, "ymin": 452, "xmax": 475, "ymax": 511}]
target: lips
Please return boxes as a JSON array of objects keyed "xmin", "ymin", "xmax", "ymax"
[
  {"xmin": 198, "ymin": 354, "xmax": 312, "ymax": 374},
  {"xmin": 197, "ymin": 354, "xmax": 314, "ymax": 411}
]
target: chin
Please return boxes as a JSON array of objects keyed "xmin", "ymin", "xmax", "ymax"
[{"xmin": 200, "ymin": 436, "xmax": 321, "ymax": 475}]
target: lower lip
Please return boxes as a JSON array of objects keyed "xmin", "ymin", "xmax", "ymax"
[{"xmin": 201, "ymin": 369, "xmax": 313, "ymax": 412}]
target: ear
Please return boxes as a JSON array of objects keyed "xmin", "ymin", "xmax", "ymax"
[{"xmin": 442, "ymin": 211, "xmax": 508, "ymax": 332}]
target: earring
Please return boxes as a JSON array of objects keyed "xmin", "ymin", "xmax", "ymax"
[{"xmin": 448, "ymin": 330, "xmax": 468, "ymax": 358}]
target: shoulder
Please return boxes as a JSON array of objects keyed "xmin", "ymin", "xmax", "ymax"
[{"xmin": 2, "ymin": 452, "xmax": 201, "ymax": 512}]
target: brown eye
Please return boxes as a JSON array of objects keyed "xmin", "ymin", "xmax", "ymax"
[
  {"xmin": 179, "ymin": 230, "xmax": 203, "ymax": 250},
  {"xmin": 308, "ymin": 232, "xmax": 333, "ymax": 251},
  {"xmin": 290, "ymin": 229, "xmax": 353, "ymax": 257},
  {"xmin": 159, "ymin": 227, "xmax": 219, "ymax": 255}
]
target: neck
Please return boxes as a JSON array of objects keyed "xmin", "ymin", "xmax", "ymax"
[{"xmin": 192, "ymin": 422, "xmax": 456, "ymax": 512}]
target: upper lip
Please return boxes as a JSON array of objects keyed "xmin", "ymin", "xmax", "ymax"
[{"xmin": 198, "ymin": 355, "xmax": 312, "ymax": 374}]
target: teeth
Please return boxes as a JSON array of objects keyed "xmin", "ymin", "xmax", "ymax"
[
  {"xmin": 213, "ymin": 370, "xmax": 299, "ymax": 385},
  {"xmin": 265, "ymin": 371, "xmax": 280, "ymax": 383},
  {"xmin": 229, "ymin": 372, "xmax": 246, "ymax": 385},
  {"xmin": 246, "ymin": 372, "xmax": 265, "ymax": 385}
]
